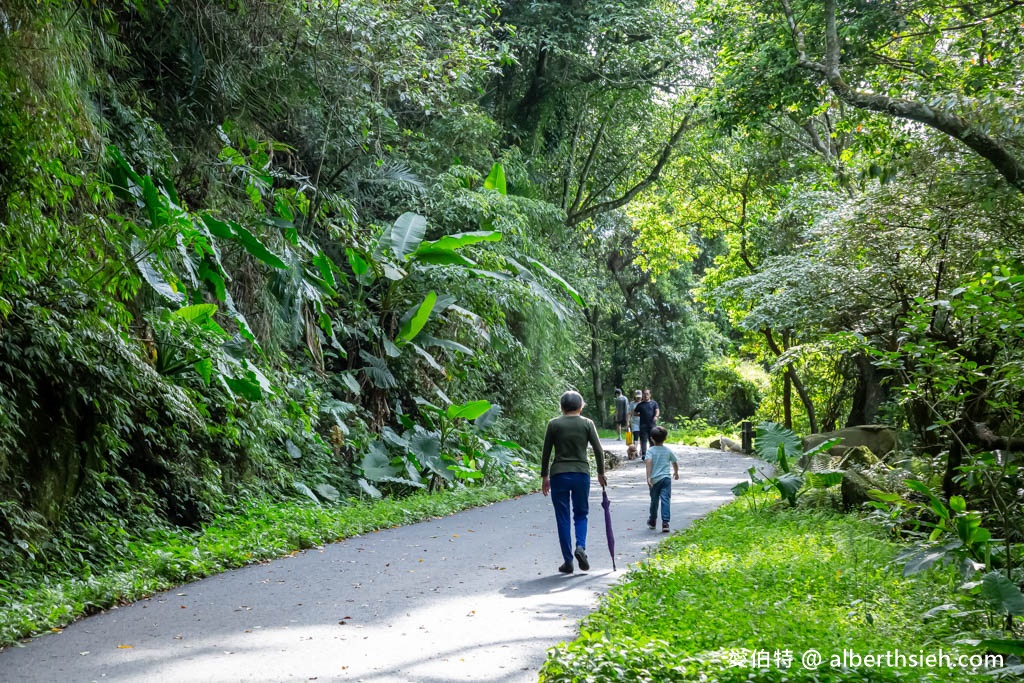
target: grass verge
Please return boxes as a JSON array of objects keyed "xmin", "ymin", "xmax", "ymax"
[
  {"xmin": 0, "ymin": 482, "xmax": 532, "ymax": 648},
  {"xmin": 540, "ymin": 497, "xmax": 997, "ymax": 682}
]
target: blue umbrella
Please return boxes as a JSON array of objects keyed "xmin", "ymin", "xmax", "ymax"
[{"xmin": 601, "ymin": 487, "xmax": 616, "ymax": 570}]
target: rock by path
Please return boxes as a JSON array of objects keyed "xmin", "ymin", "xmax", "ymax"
[{"xmin": 0, "ymin": 442, "xmax": 757, "ymax": 683}]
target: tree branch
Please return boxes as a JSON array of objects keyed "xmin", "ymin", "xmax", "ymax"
[
  {"xmin": 566, "ymin": 108, "xmax": 696, "ymax": 226},
  {"xmin": 570, "ymin": 101, "xmax": 617, "ymax": 216},
  {"xmin": 778, "ymin": 0, "xmax": 1024, "ymax": 193},
  {"xmin": 970, "ymin": 422, "xmax": 1024, "ymax": 451}
]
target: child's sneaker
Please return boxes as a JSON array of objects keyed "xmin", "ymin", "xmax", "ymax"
[
  {"xmin": 646, "ymin": 518, "xmax": 656, "ymax": 529},
  {"xmin": 662, "ymin": 521, "xmax": 670, "ymax": 533}
]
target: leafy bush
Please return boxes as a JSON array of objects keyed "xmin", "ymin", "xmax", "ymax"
[
  {"xmin": 699, "ymin": 356, "xmax": 767, "ymax": 425},
  {"xmin": 541, "ymin": 501, "xmax": 987, "ymax": 682}
]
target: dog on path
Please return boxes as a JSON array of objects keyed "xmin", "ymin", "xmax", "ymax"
[{"xmin": 627, "ymin": 444, "xmax": 639, "ymax": 460}]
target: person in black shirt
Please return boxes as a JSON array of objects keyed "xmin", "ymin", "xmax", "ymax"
[
  {"xmin": 633, "ymin": 388, "xmax": 660, "ymax": 460},
  {"xmin": 613, "ymin": 388, "xmax": 629, "ymax": 440}
]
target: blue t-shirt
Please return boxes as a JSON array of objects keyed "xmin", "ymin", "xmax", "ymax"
[{"xmin": 647, "ymin": 444, "xmax": 677, "ymax": 483}]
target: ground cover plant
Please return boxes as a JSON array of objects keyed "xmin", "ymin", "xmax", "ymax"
[
  {"xmin": 540, "ymin": 498, "xmax": 1008, "ymax": 682},
  {"xmin": 0, "ymin": 482, "xmax": 530, "ymax": 648}
]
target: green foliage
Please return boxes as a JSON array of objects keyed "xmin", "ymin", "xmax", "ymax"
[
  {"xmin": 867, "ymin": 476, "xmax": 1024, "ymax": 630},
  {"xmin": 664, "ymin": 417, "xmax": 738, "ymax": 447},
  {"xmin": 358, "ymin": 400, "xmax": 531, "ymax": 495},
  {"xmin": 700, "ymin": 357, "xmax": 767, "ymax": 425},
  {"xmin": 540, "ymin": 501, "xmax": 981, "ymax": 682},
  {"xmin": 733, "ymin": 423, "xmax": 843, "ymax": 507}
]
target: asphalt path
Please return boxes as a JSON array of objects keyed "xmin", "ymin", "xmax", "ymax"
[{"xmin": 0, "ymin": 440, "xmax": 758, "ymax": 683}]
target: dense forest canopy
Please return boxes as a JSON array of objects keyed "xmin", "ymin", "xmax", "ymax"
[{"xmin": 1, "ymin": 0, "xmax": 1022, "ymax": 577}]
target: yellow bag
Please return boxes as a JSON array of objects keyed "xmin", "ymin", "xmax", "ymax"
[{"xmin": 625, "ymin": 430, "xmax": 633, "ymax": 446}]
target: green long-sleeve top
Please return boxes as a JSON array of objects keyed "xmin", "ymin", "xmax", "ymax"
[{"xmin": 541, "ymin": 414, "xmax": 605, "ymax": 478}]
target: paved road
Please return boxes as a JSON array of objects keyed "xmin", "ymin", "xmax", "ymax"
[{"xmin": 0, "ymin": 441, "xmax": 757, "ymax": 683}]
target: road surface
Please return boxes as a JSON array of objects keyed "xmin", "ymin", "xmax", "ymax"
[{"xmin": 0, "ymin": 441, "xmax": 757, "ymax": 682}]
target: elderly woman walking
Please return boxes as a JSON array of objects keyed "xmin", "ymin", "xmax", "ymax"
[{"xmin": 541, "ymin": 390, "xmax": 607, "ymax": 574}]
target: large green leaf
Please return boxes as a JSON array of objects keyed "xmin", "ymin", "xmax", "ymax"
[
  {"xmin": 900, "ymin": 542, "xmax": 959, "ymax": 576},
  {"xmin": 409, "ymin": 430, "xmax": 442, "ymax": 462},
  {"xmin": 339, "ymin": 372, "xmax": 362, "ymax": 395},
  {"xmin": 312, "ymin": 250, "xmax": 337, "ymax": 287},
  {"xmin": 411, "ymin": 250, "xmax": 476, "ymax": 267},
  {"xmin": 977, "ymin": 639, "xmax": 1024, "ymax": 656},
  {"xmin": 770, "ymin": 472, "xmax": 804, "ymax": 506},
  {"xmin": 224, "ymin": 374, "xmax": 264, "ymax": 401},
  {"xmin": 360, "ymin": 441, "xmax": 401, "ymax": 482},
  {"xmin": 293, "ymin": 482, "xmax": 320, "ymax": 503},
  {"xmin": 201, "ymin": 215, "xmax": 287, "ymax": 269},
  {"xmin": 414, "ymin": 231, "xmax": 502, "ymax": 254},
  {"xmin": 419, "ymin": 335, "xmax": 474, "ymax": 356},
  {"xmin": 391, "ymin": 212, "xmax": 427, "ymax": 261},
  {"xmin": 135, "ymin": 243, "xmax": 185, "ymax": 303},
  {"xmin": 192, "ymin": 357, "xmax": 213, "ymax": 384},
  {"xmin": 359, "ymin": 351, "xmax": 398, "ymax": 389},
  {"xmin": 980, "ymin": 571, "xmax": 1024, "ymax": 616},
  {"xmin": 805, "ymin": 437, "xmax": 842, "ymax": 458},
  {"xmin": 314, "ymin": 483, "xmax": 340, "ymax": 502},
  {"xmin": 201, "ymin": 214, "xmax": 235, "ymax": 239},
  {"xmin": 754, "ymin": 422, "xmax": 802, "ymax": 464},
  {"xmin": 346, "ymin": 248, "xmax": 371, "ymax": 278},
  {"xmin": 358, "ymin": 478, "xmax": 382, "ymax": 498},
  {"xmin": 526, "ymin": 257, "xmax": 584, "ymax": 306},
  {"xmin": 411, "ymin": 343, "xmax": 444, "ymax": 372},
  {"xmin": 474, "ymin": 404, "xmax": 502, "ymax": 431},
  {"xmin": 397, "ymin": 291, "xmax": 437, "ymax": 344},
  {"xmin": 174, "ymin": 303, "xmax": 218, "ymax": 324},
  {"xmin": 447, "ymin": 399, "xmax": 492, "ymax": 420},
  {"xmin": 483, "ymin": 162, "xmax": 507, "ymax": 195},
  {"xmin": 230, "ymin": 221, "xmax": 288, "ymax": 269}
]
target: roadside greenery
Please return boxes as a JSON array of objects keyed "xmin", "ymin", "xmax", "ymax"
[
  {"xmin": 0, "ymin": 481, "xmax": 531, "ymax": 647},
  {"xmin": 541, "ymin": 499, "xmax": 1002, "ymax": 682}
]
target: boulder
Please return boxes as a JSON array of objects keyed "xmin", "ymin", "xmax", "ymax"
[
  {"xmin": 839, "ymin": 445, "xmax": 879, "ymax": 468},
  {"xmin": 841, "ymin": 469, "xmax": 877, "ymax": 510},
  {"xmin": 803, "ymin": 425, "xmax": 897, "ymax": 459},
  {"xmin": 604, "ymin": 449, "xmax": 622, "ymax": 471},
  {"xmin": 708, "ymin": 438, "xmax": 723, "ymax": 450},
  {"xmin": 720, "ymin": 436, "xmax": 745, "ymax": 453}
]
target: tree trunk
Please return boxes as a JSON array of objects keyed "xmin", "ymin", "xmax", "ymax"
[
  {"xmin": 846, "ymin": 353, "xmax": 889, "ymax": 426},
  {"xmin": 763, "ymin": 327, "xmax": 817, "ymax": 432},
  {"xmin": 783, "ymin": 372, "xmax": 793, "ymax": 430},
  {"xmin": 587, "ymin": 306, "xmax": 606, "ymax": 426},
  {"xmin": 787, "ymin": 366, "xmax": 818, "ymax": 434}
]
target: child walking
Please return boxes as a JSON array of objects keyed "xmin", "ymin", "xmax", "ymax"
[{"xmin": 645, "ymin": 426, "xmax": 678, "ymax": 533}]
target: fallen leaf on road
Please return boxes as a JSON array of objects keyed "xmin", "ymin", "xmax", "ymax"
[{"xmin": 117, "ymin": 645, "xmax": 134, "ymax": 649}]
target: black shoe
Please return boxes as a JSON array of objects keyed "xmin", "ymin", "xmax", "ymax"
[
  {"xmin": 662, "ymin": 521, "xmax": 670, "ymax": 533},
  {"xmin": 647, "ymin": 519, "xmax": 656, "ymax": 529},
  {"xmin": 558, "ymin": 561, "xmax": 574, "ymax": 574},
  {"xmin": 574, "ymin": 546, "xmax": 590, "ymax": 571}
]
